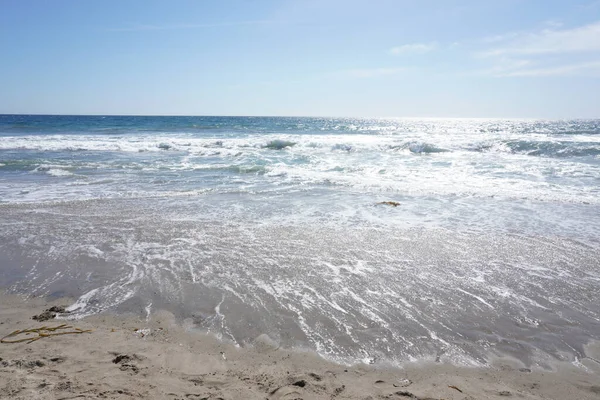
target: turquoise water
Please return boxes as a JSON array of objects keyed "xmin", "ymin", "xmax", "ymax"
[
  {"xmin": 1, "ymin": 115, "xmax": 599, "ymax": 367},
  {"xmin": 2, "ymin": 115, "xmax": 599, "ymax": 205}
]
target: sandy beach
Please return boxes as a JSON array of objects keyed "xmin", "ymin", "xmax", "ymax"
[
  {"xmin": 1, "ymin": 292, "xmax": 598, "ymax": 400},
  {"xmin": 3, "ymin": 0, "xmax": 600, "ymax": 397}
]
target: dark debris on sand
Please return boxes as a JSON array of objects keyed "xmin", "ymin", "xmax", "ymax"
[{"xmin": 32, "ymin": 306, "xmax": 69, "ymax": 322}]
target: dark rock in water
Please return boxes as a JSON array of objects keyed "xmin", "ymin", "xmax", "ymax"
[
  {"xmin": 158, "ymin": 142, "xmax": 172, "ymax": 150},
  {"xmin": 377, "ymin": 201, "xmax": 401, "ymax": 207},
  {"xmin": 32, "ymin": 306, "xmax": 69, "ymax": 322}
]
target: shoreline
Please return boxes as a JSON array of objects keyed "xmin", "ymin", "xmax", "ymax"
[{"xmin": 1, "ymin": 292, "xmax": 599, "ymax": 399}]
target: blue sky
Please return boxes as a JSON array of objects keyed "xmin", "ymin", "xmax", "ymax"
[{"xmin": 1, "ymin": 0, "xmax": 599, "ymax": 117}]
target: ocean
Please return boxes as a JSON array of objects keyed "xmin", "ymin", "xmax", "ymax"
[{"xmin": 0, "ymin": 114, "xmax": 599, "ymax": 368}]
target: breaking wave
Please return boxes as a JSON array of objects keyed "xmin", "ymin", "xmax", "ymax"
[
  {"xmin": 32, "ymin": 164, "xmax": 75, "ymax": 177},
  {"xmin": 406, "ymin": 142, "xmax": 450, "ymax": 154},
  {"xmin": 471, "ymin": 140, "xmax": 600, "ymax": 158},
  {"xmin": 263, "ymin": 140, "xmax": 296, "ymax": 150}
]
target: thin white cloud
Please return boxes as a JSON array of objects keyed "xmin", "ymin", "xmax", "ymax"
[
  {"xmin": 388, "ymin": 42, "xmax": 437, "ymax": 55},
  {"xmin": 339, "ymin": 67, "xmax": 408, "ymax": 78},
  {"xmin": 475, "ymin": 21, "xmax": 600, "ymax": 78},
  {"xmin": 497, "ymin": 60, "xmax": 600, "ymax": 77},
  {"xmin": 478, "ymin": 58, "xmax": 534, "ymax": 76},
  {"xmin": 480, "ymin": 32, "xmax": 521, "ymax": 44},
  {"xmin": 480, "ymin": 21, "xmax": 600, "ymax": 56},
  {"xmin": 109, "ymin": 20, "xmax": 277, "ymax": 32},
  {"xmin": 543, "ymin": 20, "xmax": 564, "ymax": 29}
]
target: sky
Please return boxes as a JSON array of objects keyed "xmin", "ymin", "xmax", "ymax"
[{"xmin": 1, "ymin": 0, "xmax": 599, "ymax": 118}]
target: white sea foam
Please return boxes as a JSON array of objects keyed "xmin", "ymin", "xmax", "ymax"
[
  {"xmin": 2, "ymin": 117, "xmax": 600, "ymax": 367},
  {"xmin": 1, "ymin": 125, "xmax": 595, "ymax": 206},
  {"xmin": 46, "ymin": 168, "xmax": 74, "ymax": 177},
  {"xmin": 31, "ymin": 164, "xmax": 75, "ymax": 177},
  {"xmin": 2, "ymin": 200, "xmax": 599, "ymax": 367}
]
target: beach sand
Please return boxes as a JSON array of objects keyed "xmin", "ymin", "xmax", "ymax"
[{"xmin": 1, "ymin": 292, "xmax": 599, "ymax": 400}]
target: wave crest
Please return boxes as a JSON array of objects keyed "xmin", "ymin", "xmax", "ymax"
[
  {"xmin": 471, "ymin": 140, "xmax": 600, "ymax": 158},
  {"xmin": 264, "ymin": 140, "xmax": 296, "ymax": 150},
  {"xmin": 407, "ymin": 142, "xmax": 450, "ymax": 154}
]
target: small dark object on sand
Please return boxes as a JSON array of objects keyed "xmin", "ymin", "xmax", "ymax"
[
  {"xmin": 449, "ymin": 385, "xmax": 463, "ymax": 393},
  {"xmin": 32, "ymin": 306, "xmax": 69, "ymax": 322},
  {"xmin": 112, "ymin": 354, "xmax": 132, "ymax": 364},
  {"xmin": 377, "ymin": 201, "xmax": 401, "ymax": 207}
]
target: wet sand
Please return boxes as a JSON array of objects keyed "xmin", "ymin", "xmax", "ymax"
[{"xmin": 1, "ymin": 292, "xmax": 599, "ymax": 399}]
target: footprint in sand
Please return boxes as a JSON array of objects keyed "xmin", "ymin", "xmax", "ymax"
[
  {"xmin": 269, "ymin": 385, "xmax": 304, "ymax": 400},
  {"xmin": 111, "ymin": 353, "xmax": 143, "ymax": 374},
  {"xmin": 269, "ymin": 379, "xmax": 308, "ymax": 399}
]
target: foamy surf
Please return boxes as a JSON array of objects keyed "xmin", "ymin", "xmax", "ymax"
[{"xmin": 1, "ymin": 115, "xmax": 599, "ymax": 368}]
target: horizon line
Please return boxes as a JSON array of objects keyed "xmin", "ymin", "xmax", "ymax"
[{"xmin": 1, "ymin": 113, "xmax": 598, "ymax": 120}]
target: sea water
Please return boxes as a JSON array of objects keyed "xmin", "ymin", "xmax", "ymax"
[{"xmin": 0, "ymin": 115, "xmax": 599, "ymax": 367}]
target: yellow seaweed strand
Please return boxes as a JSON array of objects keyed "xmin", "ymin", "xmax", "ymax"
[{"xmin": 1, "ymin": 325, "xmax": 92, "ymax": 344}]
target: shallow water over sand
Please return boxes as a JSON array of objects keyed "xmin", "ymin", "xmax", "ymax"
[{"xmin": 1, "ymin": 197, "xmax": 598, "ymax": 368}]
